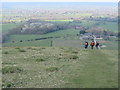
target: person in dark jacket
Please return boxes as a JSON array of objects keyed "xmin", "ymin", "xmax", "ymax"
[
  {"xmin": 84, "ymin": 41, "xmax": 88, "ymax": 49},
  {"xmin": 96, "ymin": 41, "xmax": 99, "ymax": 49}
]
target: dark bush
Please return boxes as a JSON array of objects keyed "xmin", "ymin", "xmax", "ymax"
[
  {"xmin": 18, "ymin": 49, "xmax": 26, "ymax": 52},
  {"xmin": 45, "ymin": 67, "xmax": 58, "ymax": 72},
  {"xmin": 41, "ymin": 47, "xmax": 46, "ymax": 49},
  {"xmin": 15, "ymin": 47, "xmax": 20, "ymax": 49},
  {"xmin": 2, "ymin": 66, "xmax": 23, "ymax": 74},
  {"xmin": 70, "ymin": 55, "xmax": 79, "ymax": 59},
  {"xmin": 27, "ymin": 47, "xmax": 32, "ymax": 49},
  {"xmin": 2, "ymin": 82, "xmax": 13, "ymax": 88},
  {"xmin": 3, "ymin": 51, "xmax": 9, "ymax": 54},
  {"xmin": 36, "ymin": 58, "xmax": 46, "ymax": 62}
]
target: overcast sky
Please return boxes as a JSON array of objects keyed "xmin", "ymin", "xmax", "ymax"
[{"xmin": 1, "ymin": 0, "xmax": 119, "ymax": 2}]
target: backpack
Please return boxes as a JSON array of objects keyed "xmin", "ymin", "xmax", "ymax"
[
  {"xmin": 96, "ymin": 42, "xmax": 99, "ymax": 46},
  {"xmin": 91, "ymin": 42, "xmax": 94, "ymax": 46}
]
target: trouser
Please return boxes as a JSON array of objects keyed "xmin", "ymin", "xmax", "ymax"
[
  {"xmin": 96, "ymin": 46, "xmax": 98, "ymax": 49},
  {"xmin": 85, "ymin": 45, "xmax": 88, "ymax": 49},
  {"xmin": 91, "ymin": 45, "xmax": 94, "ymax": 49}
]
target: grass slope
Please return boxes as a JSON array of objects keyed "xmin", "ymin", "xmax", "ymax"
[
  {"xmin": 3, "ymin": 39, "xmax": 52, "ymax": 47},
  {"xmin": 2, "ymin": 47, "xmax": 118, "ymax": 88}
]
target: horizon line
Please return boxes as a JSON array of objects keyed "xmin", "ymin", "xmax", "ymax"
[{"xmin": 1, "ymin": 0, "xmax": 119, "ymax": 3}]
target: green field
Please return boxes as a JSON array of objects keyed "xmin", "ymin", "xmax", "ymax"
[
  {"xmin": 0, "ymin": 23, "xmax": 22, "ymax": 33},
  {"xmin": 7, "ymin": 29, "xmax": 79, "ymax": 41},
  {"xmin": 80, "ymin": 20, "xmax": 97, "ymax": 27},
  {"xmin": 99, "ymin": 22, "xmax": 118, "ymax": 32},
  {"xmin": 68, "ymin": 20, "xmax": 118, "ymax": 33},
  {"xmin": 2, "ymin": 46, "xmax": 118, "ymax": 88},
  {"xmin": 81, "ymin": 20, "xmax": 118, "ymax": 32},
  {"xmin": 3, "ymin": 27, "xmax": 118, "ymax": 50},
  {"xmin": 68, "ymin": 20, "xmax": 97, "ymax": 28}
]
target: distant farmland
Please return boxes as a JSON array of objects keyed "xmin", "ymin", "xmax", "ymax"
[{"xmin": 2, "ymin": 20, "xmax": 118, "ymax": 47}]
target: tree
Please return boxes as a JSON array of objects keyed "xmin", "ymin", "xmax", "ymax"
[
  {"xmin": 103, "ymin": 30, "xmax": 107, "ymax": 36},
  {"xmin": 80, "ymin": 30, "xmax": 86, "ymax": 34}
]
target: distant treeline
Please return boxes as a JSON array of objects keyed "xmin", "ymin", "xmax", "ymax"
[{"xmin": 11, "ymin": 36, "xmax": 60, "ymax": 43}]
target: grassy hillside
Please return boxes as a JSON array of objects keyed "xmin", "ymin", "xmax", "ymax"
[
  {"xmin": 3, "ymin": 34, "xmax": 118, "ymax": 51},
  {"xmin": 2, "ymin": 47, "xmax": 118, "ymax": 88},
  {"xmin": 2, "ymin": 20, "xmax": 118, "ymax": 88},
  {"xmin": 3, "ymin": 39, "xmax": 52, "ymax": 47}
]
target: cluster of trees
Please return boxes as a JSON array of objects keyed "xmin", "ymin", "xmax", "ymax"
[
  {"xmin": 7, "ymin": 19, "xmax": 87, "ymax": 35},
  {"xmin": 8, "ymin": 21, "xmax": 70, "ymax": 35},
  {"xmin": 2, "ymin": 20, "xmax": 70, "ymax": 42}
]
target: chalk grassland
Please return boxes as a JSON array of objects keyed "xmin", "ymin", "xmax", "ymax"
[{"xmin": 2, "ymin": 47, "xmax": 118, "ymax": 88}]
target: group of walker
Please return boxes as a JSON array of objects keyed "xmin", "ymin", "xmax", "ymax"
[{"xmin": 84, "ymin": 40, "xmax": 100, "ymax": 49}]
